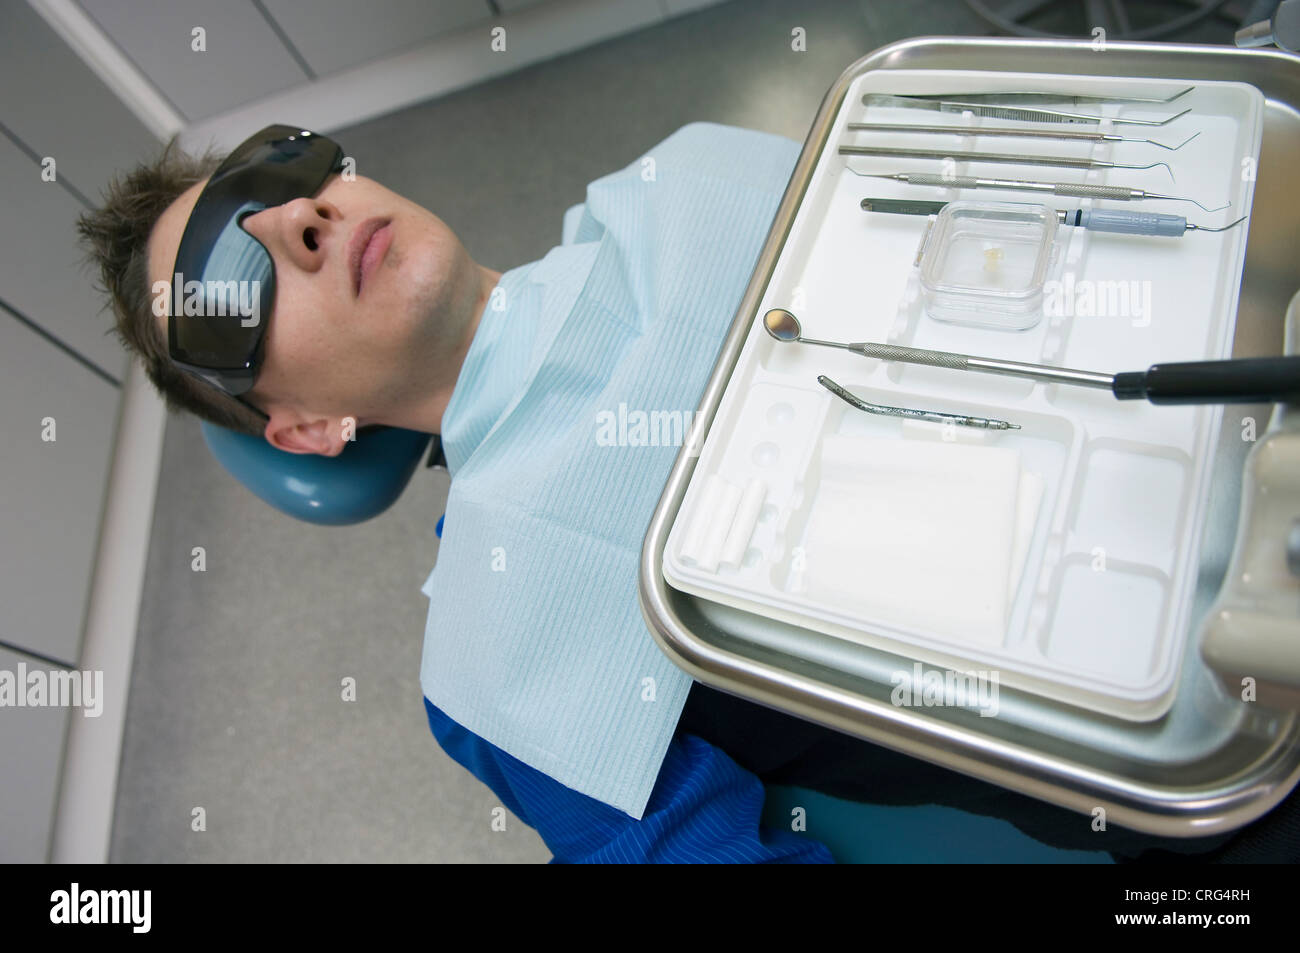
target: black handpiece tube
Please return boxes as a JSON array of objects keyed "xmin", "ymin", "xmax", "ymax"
[{"xmin": 1112, "ymin": 356, "xmax": 1300, "ymax": 404}]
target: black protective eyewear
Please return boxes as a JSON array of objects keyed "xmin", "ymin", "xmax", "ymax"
[{"xmin": 168, "ymin": 124, "xmax": 344, "ymax": 421}]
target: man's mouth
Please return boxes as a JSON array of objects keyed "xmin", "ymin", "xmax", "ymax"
[{"xmin": 350, "ymin": 218, "xmax": 393, "ymax": 297}]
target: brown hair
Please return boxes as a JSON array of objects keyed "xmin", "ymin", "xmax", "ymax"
[{"xmin": 77, "ymin": 137, "xmax": 268, "ymax": 436}]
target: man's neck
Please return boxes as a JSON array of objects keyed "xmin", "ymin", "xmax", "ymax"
[{"xmin": 408, "ymin": 263, "xmax": 501, "ymax": 435}]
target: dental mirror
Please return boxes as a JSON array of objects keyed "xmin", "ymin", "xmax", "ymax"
[
  {"xmin": 763, "ymin": 308, "xmax": 800, "ymax": 341},
  {"xmin": 763, "ymin": 308, "xmax": 851, "ymax": 350}
]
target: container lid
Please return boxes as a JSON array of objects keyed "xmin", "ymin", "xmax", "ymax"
[{"xmin": 919, "ymin": 201, "xmax": 1057, "ymax": 309}]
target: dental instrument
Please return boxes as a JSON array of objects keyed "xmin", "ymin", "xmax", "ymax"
[
  {"xmin": 857, "ymin": 93, "xmax": 1190, "ymax": 126},
  {"xmin": 764, "ymin": 309, "xmax": 1300, "ymax": 405},
  {"xmin": 838, "ymin": 145, "xmax": 1176, "ymax": 181},
  {"xmin": 845, "ymin": 123, "xmax": 1199, "ymax": 151},
  {"xmin": 850, "ymin": 170, "xmax": 1229, "ymax": 212},
  {"xmin": 817, "ymin": 375, "xmax": 1021, "ymax": 430},
  {"xmin": 860, "ymin": 93, "xmax": 1192, "ymax": 126},
  {"xmin": 859, "ymin": 197, "xmax": 1248, "ymax": 237},
  {"xmin": 888, "ymin": 88, "xmax": 1194, "ymax": 105}
]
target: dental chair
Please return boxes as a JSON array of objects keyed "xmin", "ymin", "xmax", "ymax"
[{"xmin": 198, "ymin": 416, "xmax": 1108, "ymax": 863}]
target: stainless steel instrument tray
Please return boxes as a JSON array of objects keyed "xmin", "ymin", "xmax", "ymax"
[{"xmin": 638, "ymin": 36, "xmax": 1300, "ymax": 838}]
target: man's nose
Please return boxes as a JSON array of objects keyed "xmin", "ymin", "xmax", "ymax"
[{"xmin": 244, "ymin": 197, "xmax": 341, "ymax": 273}]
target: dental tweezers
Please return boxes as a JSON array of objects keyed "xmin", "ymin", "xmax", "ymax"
[
  {"xmin": 892, "ymin": 88, "xmax": 1194, "ymax": 105},
  {"xmin": 861, "ymin": 93, "xmax": 1191, "ymax": 126}
]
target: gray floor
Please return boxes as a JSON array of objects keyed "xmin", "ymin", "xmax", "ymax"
[{"xmin": 109, "ymin": 0, "xmax": 1242, "ymax": 862}]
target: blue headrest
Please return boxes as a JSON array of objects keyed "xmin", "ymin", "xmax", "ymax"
[{"xmin": 199, "ymin": 422, "xmax": 435, "ymax": 525}]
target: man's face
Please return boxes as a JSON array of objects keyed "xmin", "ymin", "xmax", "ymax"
[{"xmin": 148, "ymin": 171, "xmax": 476, "ymax": 453}]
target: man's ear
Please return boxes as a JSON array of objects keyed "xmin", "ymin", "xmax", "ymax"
[{"xmin": 265, "ymin": 416, "xmax": 346, "ymax": 457}]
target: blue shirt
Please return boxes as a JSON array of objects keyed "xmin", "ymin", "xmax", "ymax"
[{"xmin": 422, "ymin": 696, "xmax": 835, "ymax": 863}]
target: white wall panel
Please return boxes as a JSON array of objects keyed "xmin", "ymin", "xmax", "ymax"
[
  {"xmin": 1, "ymin": 2, "xmax": 157, "ymax": 200},
  {"xmin": 262, "ymin": 0, "xmax": 489, "ymax": 77},
  {"xmin": 0, "ymin": 309, "xmax": 120, "ymax": 666},
  {"xmin": 0, "ymin": 647, "xmax": 72, "ymax": 862},
  {"xmin": 78, "ymin": 0, "xmax": 309, "ymax": 121},
  {"xmin": 0, "ymin": 135, "xmax": 130, "ymax": 379}
]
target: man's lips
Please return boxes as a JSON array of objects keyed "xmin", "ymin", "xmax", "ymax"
[{"xmin": 349, "ymin": 218, "xmax": 392, "ymax": 297}]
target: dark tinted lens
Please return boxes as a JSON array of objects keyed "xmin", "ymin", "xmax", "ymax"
[
  {"xmin": 207, "ymin": 126, "xmax": 341, "ymax": 206},
  {"xmin": 172, "ymin": 201, "xmax": 274, "ymax": 367},
  {"xmin": 170, "ymin": 125, "xmax": 341, "ymax": 377}
]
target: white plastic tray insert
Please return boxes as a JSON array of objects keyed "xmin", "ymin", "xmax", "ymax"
[{"xmin": 663, "ymin": 69, "xmax": 1264, "ymax": 721}]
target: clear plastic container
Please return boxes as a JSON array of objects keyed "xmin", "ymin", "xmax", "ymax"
[{"xmin": 919, "ymin": 201, "xmax": 1057, "ymax": 331}]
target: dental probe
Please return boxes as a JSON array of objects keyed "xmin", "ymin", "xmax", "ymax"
[
  {"xmin": 851, "ymin": 170, "xmax": 1230, "ymax": 213},
  {"xmin": 838, "ymin": 145, "xmax": 1175, "ymax": 181},
  {"xmin": 859, "ymin": 197, "xmax": 1248, "ymax": 236}
]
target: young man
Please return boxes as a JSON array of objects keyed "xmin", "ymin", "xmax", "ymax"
[{"xmin": 80, "ymin": 122, "xmax": 1261, "ymax": 863}]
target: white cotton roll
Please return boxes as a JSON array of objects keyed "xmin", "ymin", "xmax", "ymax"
[
  {"xmin": 719, "ymin": 478, "xmax": 767, "ymax": 568},
  {"xmin": 678, "ymin": 473, "xmax": 726, "ymax": 565},
  {"xmin": 697, "ymin": 480, "xmax": 743, "ymax": 573}
]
